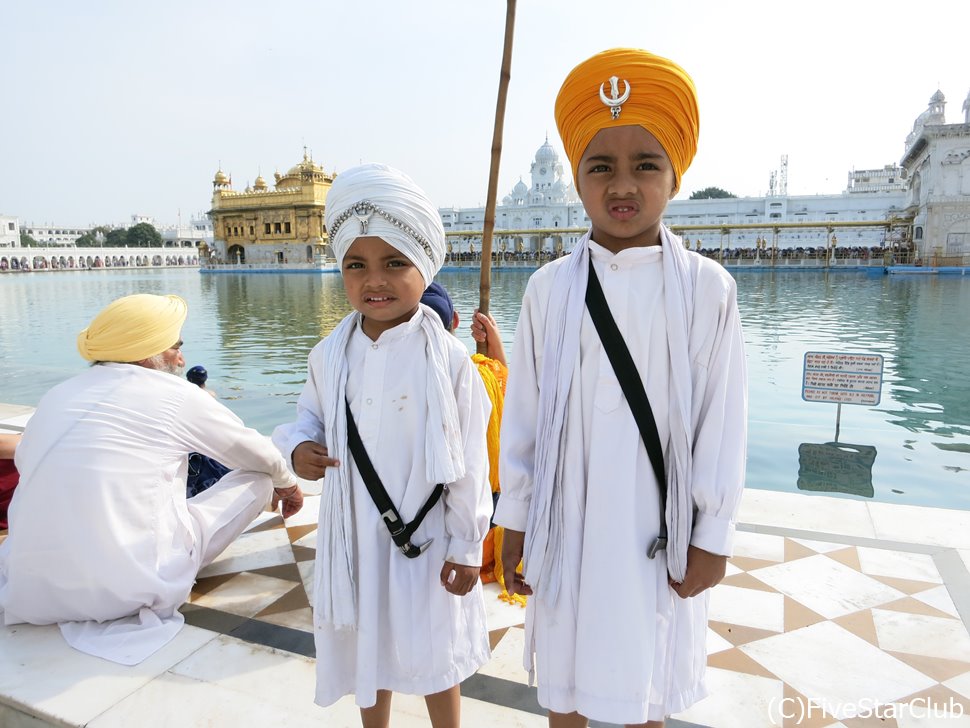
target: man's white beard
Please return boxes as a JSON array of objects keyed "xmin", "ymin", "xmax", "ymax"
[{"xmin": 145, "ymin": 353, "xmax": 186, "ymax": 378}]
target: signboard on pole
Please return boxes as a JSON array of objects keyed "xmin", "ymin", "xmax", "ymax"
[{"xmin": 802, "ymin": 352, "xmax": 884, "ymax": 406}]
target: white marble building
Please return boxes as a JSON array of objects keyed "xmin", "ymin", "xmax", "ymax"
[
  {"xmin": 440, "ymin": 88, "xmax": 970, "ymax": 257},
  {"xmin": 0, "ymin": 216, "xmax": 19, "ymax": 248},
  {"xmin": 900, "ymin": 89, "xmax": 970, "ymax": 260}
]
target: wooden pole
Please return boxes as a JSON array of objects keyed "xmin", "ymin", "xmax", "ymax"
[{"xmin": 477, "ymin": 0, "xmax": 516, "ymax": 354}]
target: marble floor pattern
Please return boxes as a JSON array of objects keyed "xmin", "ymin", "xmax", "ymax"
[{"xmin": 1, "ymin": 402, "xmax": 969, "ymax": 728}]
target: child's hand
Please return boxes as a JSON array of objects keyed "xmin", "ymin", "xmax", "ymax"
[
  {"xmin": 292, "ymin": 441, "xmax": 339, "ymax": 480},
  {"xmin": 470, "ymin": 310, "xmax": 507, "ymax": 367},
  {"xmin": 440, "ymin": 561, "xmax": 479, "ymax": 596},
  {"xmin": 669, "ymin": 545, "xmax": 727, "ymax": 599},
  {"xmin": 501, "ymin": 529, "xmax": 533, "ymax": 596}
]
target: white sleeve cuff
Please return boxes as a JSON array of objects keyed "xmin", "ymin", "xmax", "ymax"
[
  {"xmin": 444, "ymin": 536, "xmax": 484, "ymax": 567},
  {"xmin": 492, "ymin": 494, "xmax": 530, "ymax": 532},
  {"xmin": 690, "ymin": 510, "xmax": 736, "ymax": 557}
]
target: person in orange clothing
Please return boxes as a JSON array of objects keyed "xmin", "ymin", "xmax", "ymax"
[{"xmin": 419, "ymin": 284, "xmax": 524, "ymax": 606}]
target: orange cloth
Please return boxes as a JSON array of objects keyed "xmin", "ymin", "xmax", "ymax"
[
  {"xmin": 471, "ymin": 354, "xmax": 507, "ymax": 495},
  {"xmin": 472, "ymin": 354, "xmax": 524, "ymax": 606},
  {"xmin": 554, "ymin": 48, "xmax": 699, "ymax": 191}
]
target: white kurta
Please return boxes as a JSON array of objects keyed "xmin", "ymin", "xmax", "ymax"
[
  {"xmin": 495, "ymin": 241, "xmax": 747, "ymax": 724},
  {"xmin": 274, "ymin": 312, "xmax": 492, "ymax": 708},
  {"xmin": 0, "ymin": 363, "xmax": 295, "ymax": 665}
]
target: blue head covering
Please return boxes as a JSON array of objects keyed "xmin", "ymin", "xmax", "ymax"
[
  {"xmin": 420, "ymin": 282, "xmax": 455, "ymax": 331},
  {"xmin": 186, "ymin": 365, "xmax": 208, "ymax": 386}
]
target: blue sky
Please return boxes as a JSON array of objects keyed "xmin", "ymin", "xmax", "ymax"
[{"xmin": 2, "ymin": 0, "xmax": 968, "ymax": 226}]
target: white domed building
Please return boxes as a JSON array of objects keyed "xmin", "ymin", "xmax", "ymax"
[{"xmin": 440, "ymin": 138, "xmax": 588, "ymax": 256}]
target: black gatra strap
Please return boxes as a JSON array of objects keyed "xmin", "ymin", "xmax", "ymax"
[
  {"xmin": 584, "ymin": 258, "xmax": 668, "ymax": 558},
  {"xmin": 344, "ymin": 399, "xmax": 444, "ymax": 559}
]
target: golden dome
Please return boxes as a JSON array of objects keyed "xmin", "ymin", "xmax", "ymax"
[
  {"xmin": 213, "ymin": 169, "xmax": 229, "ymax": 185},
  {"xmin": 254, "ymin": 174, "xmax": 268, "ymax": 191}
]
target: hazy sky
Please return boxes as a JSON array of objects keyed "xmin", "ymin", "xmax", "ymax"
[{"xmin": 3, "ymin": 0, "xmax": 968, "ymax": 227}]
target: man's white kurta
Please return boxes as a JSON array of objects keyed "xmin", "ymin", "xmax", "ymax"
[
  {"xmin": 274, "ymin": 311, "xmax": 492, "ymax": 708},
  {"xmin": 495, "ymin": 242, "xmax": 747, "ymax": 725},
  {"xmin": 0, "ymin": 364, "xmax": 295, "ymax": 664}
]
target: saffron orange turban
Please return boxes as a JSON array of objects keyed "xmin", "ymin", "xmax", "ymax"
[
  {"xmin": 77, "ymin": 293, "xmax": 187, "ymax": 363},
  {"xmin": 554, "ymin": 48, "xmax": 699, "ymax": 190}
]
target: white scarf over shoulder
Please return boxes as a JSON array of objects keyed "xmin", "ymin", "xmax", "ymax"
[
  {"xmin": 524, "ymin": 224, "xmax": 696, "ymax": 603},
  {"xmin": 316, "ymin": 163, "xmax": 461, "ymax": 629}
]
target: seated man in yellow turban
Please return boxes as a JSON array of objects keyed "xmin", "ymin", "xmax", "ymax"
[
  {"xmin": 495, "ymin": 49, "xmax": 748, "ymax": 727},
  {"xmin": 0, "ymin": 293, "xmax": 303, "ymax": 665}
]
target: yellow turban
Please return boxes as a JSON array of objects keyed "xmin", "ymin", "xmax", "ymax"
[
  {"xmin": 554, "ymin": 48, "xmax": 699, "ymax": 191},
  {"xmin": 77, "ymin": 294, "xmax": 187, "ymax": 363}
]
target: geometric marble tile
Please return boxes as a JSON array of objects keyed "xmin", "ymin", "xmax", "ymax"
[
  {"xmin": 297, "ymin": 560, "xmax": 315, "ymax": 608},
  {"xmin": 785, "ymin": 538, "xmax": 820, "ymax": 563},
  {"xmin": 731, "ymin": 555, "xmax": 784, "ymax": 572},
  {"xmin": 740, "ymin": 622, "xmax": 937, "ymax": 716},
  {"xmin": 825, "ymin": 547, "xmax": 862, "ymax": 571},
  {"xmin": 870, "ymin": 575, "xmax": 948, "ymax": 597},
  {"xmin": 895, "ymin": 710, "xmax": 970, "ymax": 727},
  {"xmin": 198, "ymin": 528, "xmax": 296, "ymax": 577},
  {"xmin": 889, "ymin": 654, "xmax": 970, "ymax": 684},
  {"xmin": 256, "ymin": 607, "xmax": 314, "ymax": 632},
  {"xmin": 257, "ymin": 584, "xmax": 311, "ymax": 618},
  {"xmin": 912, "ymin": 586, "xmax": 960, "ymax": 618},
  {"xmin": 945, "ymin": 671, "xmax": 970, "ymax": 701},
  {"xmin": 707, "ymin": 627, "xmax": 734, "ymax": 655},
  {"xmin": 477, "ymin": 621, "xmax": 527, "ymax": 681},
  {"xmin": 750, "ymin": 555, "xmax": 905, "ymax": 619},
  {"xmin": 709, "ymin": 584, "xmax": 785, "ymax": 632},
  {"xmin": 780, "ymin": 684, "xmax": 840, "ymax": 728},
  {"xmin": 879, "ymin": 597, "xmax": 959, "ymax": 621},
  {"xmin": 832, "ymin": 610, "xmax": 879, "ymax": 646},
  {"xmin": 720, "ymin": 571, "xmax": 782, "ymax": 593},
  {"xmin": 893, "ymin": 686, "xmax": 970, "ymax": 728},
  {"xmin": 672, "ymin": 666, "xmax": 783, "ymax": 728},
  {"xmin": 286, "ymin": 524, "xmax": 318, "ymax": 544},
  {"xmin": 856, "ymin": 548, "xmax": 943, "ymax": 584},
  {"xmin": 191, "ymin": 572, "xmax": 298, "ymax": 618},
  {"xmin": 292, "ymin": 530, "xmax": 318, "ymax": 550},
  {"xmin": 792, "ymin": 537, "xmax": 855, "ymax": 554},
  {"xmin": 784, "ymin": 596, "xmax": 828, "ymax": 632},
  {"xmin": 707, "ymin": 647, "xmax": 779, "ymax": 679},
  {"xmin": 709, "ymin": 621, "xmax": 780, "ymax": 648},
  {"xmin": 871, "ymin": 609, "xmax": 970, "ymax": 663},
  {"xmin": 733, "ymin": 531, "xmax": 786, "ymax": 562}
]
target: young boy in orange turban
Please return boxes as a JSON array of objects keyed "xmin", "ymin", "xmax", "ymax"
[{"xmin": 495, "ymin": 49, "xmax": 748, "ymax": 727}]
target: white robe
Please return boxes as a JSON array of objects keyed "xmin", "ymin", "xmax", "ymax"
[
  {"xmin": 494, "ymin": 241, "xmax": 747, "ymax": 724},
  {"xmin": 0, "ymin": 363, "xmax": 295, "ymax": 665},
  {"xmin": 273, "ymin": 313, "xmax": 492, "ymax": 708}
]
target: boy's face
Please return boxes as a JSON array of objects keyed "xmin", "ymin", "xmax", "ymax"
[
  {"xmin": 576, "ymin": 124, "xmax": 677, "ymax": 252},
  {"xmin": 341, "ymin": 236, "xmax": 426, "ymax": 340}
]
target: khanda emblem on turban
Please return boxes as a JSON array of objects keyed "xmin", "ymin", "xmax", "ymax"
[
  {"xmin": 599, "ymin": 75, "xmax": 631, "ymax": 120},
  {"xmin": 353, "ymin": 202, "xmax": 374, "ymax": 234}
]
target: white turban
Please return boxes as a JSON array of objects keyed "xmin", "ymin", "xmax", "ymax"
[{"xmin": 324, "ymin": 163, "xmax": 446, "ymax": 286}]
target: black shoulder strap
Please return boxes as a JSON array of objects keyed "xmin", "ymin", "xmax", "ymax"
[
  {"xmin": 344, "ymin": 399, "xmax": 444, "ymax": 558},
  {"xmin": 584, "ymin": 258, "xmax": 668, "ymax": 557}
]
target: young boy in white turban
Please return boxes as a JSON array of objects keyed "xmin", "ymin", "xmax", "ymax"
[
  {"xmin": 273, "ymin": 163, "xmax": 492, "ymax": 727},
  {"xmin": 495, "ymin": 49, "xmax": 748, "ymax": 727}
]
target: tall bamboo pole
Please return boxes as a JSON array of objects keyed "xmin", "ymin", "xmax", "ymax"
[{"xmin": 477, "ymin": 0, "xmax": 516, "ymax": 354}]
